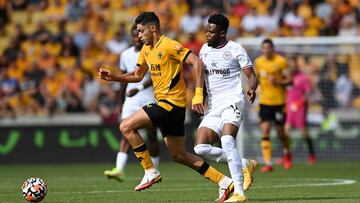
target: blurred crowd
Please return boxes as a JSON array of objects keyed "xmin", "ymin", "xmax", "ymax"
[{"xmin": 0, "ymin": 0, "xmax": 360, "ymax": 122}]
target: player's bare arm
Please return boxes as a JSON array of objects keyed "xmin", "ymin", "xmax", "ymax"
[
  {"xmin": 98, "ymin": 64, "xmax": 148, "ymax": 83},
  {"xmin": 243, "ymin": 66, "xmax": 258, "ymax": 104},
  {"xmin": 271, "ymin": 69, "xmax": 293, "ymax": 86},
  {"xmin": 185, "ymin": 52, "xmax": 205, "ymax": 115}
]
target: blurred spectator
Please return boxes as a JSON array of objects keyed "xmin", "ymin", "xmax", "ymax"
[
  {"xmin": 284, "ymin": 5, "xmax": 305, "ymax": 34},
  {"xmin": 61, "ymin": 35, "xmax": 79, "ymax": 58},
  {"xmin": 45, "ymin": 0, "xmax": 66, "ymax": 22},
  {"xmin": 319, "ymin": 58, "xmax": 337, "ymax": 114},
  {"xmin": 315, "ymin": 1, "xmax": 333, "ymax": 22},
  {"xmin": 63, "ymin": 89, "xmax": 85, "ymax": 113},
  {"xmin": 338, "ymin": 12, "xmax": 358, "ymax": 36},
  {"xmin": 33, "ymin": 22, "xmax": 53, "ymax": 43},
  {"xmin": 73, "ymin": 22, "xmax": 93, "ymax": 49},
  {"xmin": 54, "ymin": 20, "xmax": 69, "ymax": 42},
  {"xmin": 66, "ymin": 0, "xmax": 86, "ymax": 21},
  {"xmin": 241, "ymin": 7, "xmax": 258, "ymax": 33},
  {"xmin": 98, "ymin": 86, "xmax": 120, "ymax": 124},
  {"xmin": 82, "ymin": 71, "xmax": 100, "ymax": 112},
  {"xmin": 14, "ymin": 24, "xmax": 27, "ymax": 43},
  {"xmin": 180, "ymin": 8, "xmax": 202, "ymax": 34},
  {"xmin": 3, "ymin": 38, "xmax": 21, "ymax": 61},
  {"xmin": 106, "ymin": 24, "xmax": 129, "ymax": 55},
  {"xmin": 183, "ymin": 33, "xmax": 202, "ymax": 56},
  {"xmin": 335, "ymin": 72, "xmax": 353, "ymax": 108},
  {"xmin": 7, "ymin": 0, "xmax": 27, "ymax": 11}
]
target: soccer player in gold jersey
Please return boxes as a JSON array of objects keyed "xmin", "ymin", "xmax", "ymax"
[
  {"xmin": 255, "ymin": 38, "xmax": 293, "ymax": 173},
  {"xmin": 99, "ymin": 12, "xmax": 235, "ymax": 201}
]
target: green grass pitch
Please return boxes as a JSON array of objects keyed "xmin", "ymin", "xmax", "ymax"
[{"xmin": 1, "ymin": 162, "xmax": 359, "ymax": 203}]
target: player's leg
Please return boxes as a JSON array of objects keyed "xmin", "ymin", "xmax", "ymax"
[
  {"xmin": 259, "ymin": 105, "xmax": 274, "ymax": 173},
  {"xmin": 119, "ymin": 108, "xmax": 161, "ymax": 191},
  {"xmin": 164, "ymin": 135, "xmax": 234, "ymax": 202},
  {"xmin": 194, "ymin": 127, "xmax": 227, "ymax": 163},
  {"xmin": 296, "ymin": 107, "xmax": 316, "ymax": 164},
  {"xmin": 276, "ymin": 123, "xmax": 292, "ymax": 170},
  {"xmin": 146, "ymin": 128, "xmax": 160, "ymax": 168},
  {"xmin": 220, "ymin": 123, "xmax": 247, "ymax": 202},
  {"xmin": 194, "ymin": 105, "xmax": 257, "ymax": 192},
  {"xmin": 104, "ymin": 137, "xmax": 129, "ymax": 181}
]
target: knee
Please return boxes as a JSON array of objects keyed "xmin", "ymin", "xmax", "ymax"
[
  {"xmin": 119, "ymin": 119, "xmax": 133, "ymax": 137},
  {"xmin": 194, "ymin": 144, "xmax": 211, "ymax": 156}
]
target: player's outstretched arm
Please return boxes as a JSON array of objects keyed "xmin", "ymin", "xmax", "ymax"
[
  {"xmin": 243, "ymin": 66, "xmax": 258, "ymax": 104},
  {"xmin": 185, "ymin": 52, "xmax": 205, "ymax": 115},
  {"xmin": 98, "ymin": 65, "xmax": 148, "ymax": 83}
]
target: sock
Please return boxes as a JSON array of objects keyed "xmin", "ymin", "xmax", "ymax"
[
  {"xmin": 194, "ymin": 144, "xmax": 249, "ymax": 167},
  {"xmin": 261, "ymin": 138, "xmax": 272, "ymax": 165},
  {"xmin": 196, "ymin": 162, "xmax": 225, "ymax": 184},
  {"xmin": 116, "ymin": 152, "xmax": 128, "ymax": 171},
  {"xmin": 304, "ymin": 137, "xmax": 315, "ymax": 155},
  {"xmin": 194, "ymin": 144, "xmax": 226, "ymax": 163},
  {"xmin": 133, "ymin": 143, "xmax": 154, "ymax": 170},
  {"xmin": 151, "ymin": 156, "xmax": 160, "ymax": 168},
  {"xmin": 221, "ymin": 135, "xmax": 244, "ymax": 195}
]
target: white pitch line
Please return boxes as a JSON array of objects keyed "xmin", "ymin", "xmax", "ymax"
[
  {"xmin": 2, "ymin": 178, "xmax": 356, "ymax": 196},
  {"xmin": 49, "ymin": 178, "xmax": 357, "ymax": 195}
]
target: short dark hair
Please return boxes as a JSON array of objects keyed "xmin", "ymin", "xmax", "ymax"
[
  {"xmin": 208, "ymin": 14, "xmax": 229, "ymax": 33},
  {"xmin": 135, "ymin": 12, "xmax": 160, "ymax": 27},
  {"xmin": 262, "ymin": 38, "xmax": 274, "ymax": 48}
]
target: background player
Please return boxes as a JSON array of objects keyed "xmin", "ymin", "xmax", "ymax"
[
  {"xmin": 104, "ymin": 25, "xmax": 160, "ymax": 181},
  {"xmin": 99, "ymin": 12, "xmax": 235, "ymax": 202},
  {"xmin": 193, "ymin": 14, "xmax": 258, "ymax": 202},
  {"xmin": 285, "ymin": 56, "xmax": 316, "ymax": 164},
  {"xmin": 255, "ymin": 38, "xmax": 292, "ymax": 173}
]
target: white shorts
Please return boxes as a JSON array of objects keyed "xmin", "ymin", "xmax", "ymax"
[
  {"xmin": 198, "ymin": 100, "xmax": 245, "ymax": 136},
  {"xmin": 121, "ymin": 97, "xmax": 154, "ymax": 120}
]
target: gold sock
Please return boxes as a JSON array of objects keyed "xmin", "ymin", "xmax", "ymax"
[
  {"xmin": 133, "ymin": 143, "xmax": 154, "ymax": 170},
  {"xmin": 197, "ymin": 162, "xmax": 224, "ymax": 184},
  {"xmin": 261, "ymin": 139, "xmax": 272, "ymax": 164}
]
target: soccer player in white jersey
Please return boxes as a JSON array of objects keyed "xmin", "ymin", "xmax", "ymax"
[
  {"xmin": 193, "ymin": 14, "xmax": 258, "ymax": 202},
  {"xmin": 104, "ymin": 25, "xmax": 160, "ymax": 181}
]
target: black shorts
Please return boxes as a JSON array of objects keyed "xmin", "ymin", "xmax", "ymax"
[
  {"xmin": 143, "ymin": 100, "xmax": 185, "ymax": 137},
  {"xmin": 259, "ymin": 104, "xmax": 286, "ymax": 125}
]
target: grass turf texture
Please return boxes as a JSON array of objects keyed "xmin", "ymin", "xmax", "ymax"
[{"xmin": 1, "ymin": 162, "xmax": 359, "ymax": 203}]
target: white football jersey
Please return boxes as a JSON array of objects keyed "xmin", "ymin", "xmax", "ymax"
[
  {"xmin": 199, "ymin": 41, "xmax": 253, "ymax": 109},
  {"xmin": 119, "ymin": 46, "xmax": 154, "ymax": 104}
]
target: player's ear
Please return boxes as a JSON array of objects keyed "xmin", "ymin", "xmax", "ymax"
[
  {"xmin": 150, "ymin": 24, "xmax": 157, "ymax": 33},
  {"xmin": 220, "ymin": 30, "xmax": 226, "ymax": 38}
]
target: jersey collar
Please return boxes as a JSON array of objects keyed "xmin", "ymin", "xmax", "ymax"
[
  {"xmin": 154, "ymin": 35, "xmax": 165, "ymax": 48},
  {"xmin": 214, "ymin": 40, "xmax": 228, "ymax": 49}
]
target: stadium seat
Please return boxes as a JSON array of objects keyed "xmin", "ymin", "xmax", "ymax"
[
  {"xmin": 10, "ymin": 11, "xmax": 29, "ymax": 25},
  {"xmin": 31, "ymin": 11, "xmax": 48, "ymax": 24},
  {"xmin": 0, "ymin": 37, "xmax": 10, "ymax": 53}
]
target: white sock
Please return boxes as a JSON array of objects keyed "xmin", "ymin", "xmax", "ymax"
[
  {"xmin": 221, "ymin": 135, "xmax": 244, "ymax": 196},
  {"xmin": 194, "ymin": 144, "xmax": 249, "ymax": 167},
  {"xmin": 194, "ymin": 144, "xmax": 226, "ymax": 163},
  {"xmin": 151, "ymin": 156, "xmax": 160, "ymax": 168},
  {"xmin": 116, "ymin": 152, "xmax": 128, "ymax": 171}
]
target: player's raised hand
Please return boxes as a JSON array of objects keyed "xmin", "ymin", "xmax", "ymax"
[
  {"xmin": 98, "ymin": 68, "xmax": 113, "ymax": 81},
  {"xmin": 192, "ymin": 87, "xmax": 204, "ymax": 116},
  {"xmin": 247, "ymin": 89, "xmax": 256, "ymax": 104}
]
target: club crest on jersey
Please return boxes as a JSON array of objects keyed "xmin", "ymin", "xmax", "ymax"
[
  {"xmin": 223, "ymin": 51, "xmax": 232, "ymax": 60},
  {"xmin": 175, "ymin": 44, "xmax": 184, "ymax": 55},
  {"xmin": 157, "ymin": 51, "xmax": 164, "ymax": 59}
]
